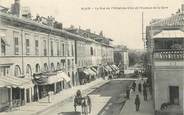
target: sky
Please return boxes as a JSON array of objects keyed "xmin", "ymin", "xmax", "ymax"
[{"xmin": 0, "ymin": 0, "xmax": 183, "ymax": 49}]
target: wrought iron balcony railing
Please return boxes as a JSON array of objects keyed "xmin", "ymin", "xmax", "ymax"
[{"xmin": 154, "ymin": 49, "xmax": 184, "ymax": 60}]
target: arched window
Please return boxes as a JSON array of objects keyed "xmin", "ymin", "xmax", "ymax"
[
  {"xmin": 35, "ymin": 64, "xmax": 40, "ymax": 73},
  {"xmin": 26, "ymin": 64, "xmax": 32, "ymax": 77},
  {"xmin": 51, "ymin": 63, "xmax": 55, "ymax": 71},
  {"xmin": 56, "ymin": 62, "xmax": 60, "ymax": 70},
  {"xmin": 43, "ymin": 63, "xmax": 48, "ymax": 72},
  {"xmin": 14, "ymin": 65, "xmax": 21, "ymax": 77},
  {"xmin": 68, "ymin": 72, "xmax": 70, "ymax": 78}
]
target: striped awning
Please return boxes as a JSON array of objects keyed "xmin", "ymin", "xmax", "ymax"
[
  {"xmin": 87, "ymin": 68, "xmax": 96, "ymax": 76},
  {"xmin": 33, "ymin": 71, "xmax": 66, "ymax": 85},
  {"xmin": 0, "ymin": 76, "xmax": 34, "ymax": 89}
]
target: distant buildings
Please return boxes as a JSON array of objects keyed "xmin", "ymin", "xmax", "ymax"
[
  {"xmin": 0, "ymin": 0, "xmax": 118, "ymax": 111},
  {"xmin": 113, "ymin": 45, "xmax": 129, "ymax": 72},
  {"xmin": 146, "ymin": 5, "xmax": 184, "ymax": 115}
]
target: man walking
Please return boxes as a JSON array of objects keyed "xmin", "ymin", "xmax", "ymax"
[
  {"xmin": 143, "ymin": 88, "xmax": 147, "ymax": 101},
  {"xmin": 126, "ymin": 87, "xmax": 130, "ymax": 99},
  {"xmin": 135, "ymin": 94, "xmax": 140, "ymax": 111},
  {"xmin": 138, "ymin": 82, "xmax": 142, "ymax": 93},
  {"xmin": 132, "ymin": 81, "xmax": 136, "ymax": 92}
]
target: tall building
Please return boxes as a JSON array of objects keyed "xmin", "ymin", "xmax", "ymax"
[{"xmin": 146, "ymin": 5, "xmax": 184, "ymax": 115}]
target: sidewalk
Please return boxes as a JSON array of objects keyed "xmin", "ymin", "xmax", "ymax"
[
  {"xmin": 0, "ymin": 78, "xmax": 109, "ymax": 115},
  {"xmin": 120, "ymin": 78, "xmax": 154, "ymax": 115}
]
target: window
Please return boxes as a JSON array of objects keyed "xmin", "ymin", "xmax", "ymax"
[
  {"xmin": 71, "ymin": 44, "xmax": 74, "ymax": 56},
  {"xmin": 51, "ymin": 63, "xmax": 55, "ymax": 71},
  {"xmin": 43, "ymin": 40, "xmax": 47, "ymax": 56},
  {"xmin": 90, "ymin": 47, "xmax": 93, "ymax": 56},
  {"xmin": 14, "ymin": 65, "xmax": 21, "ymax": 77},
  {"xmin": 26, "ymin": 39, "xmax": 30, "ymax": 55},
  {"xmin": 43, "ymin": 63, "xmax": 48, "ymax": 72},
  {"xmin": 35, "ymin": 40, "xmax": 39, "ymax": 55},
  {"xmin": 1, "ymin": 38, "xmax": 6, "ymax": 55},
  {"xmin": 26, "ymin": 64, "xmax": 32, "ymax": 77},
  {"xmin": 57, "ymin": 42, "xmax": 59, "ymax": 56},
  {"xmin": 1, "ymin": 67, "xmax": 10, "ymax": 76},
  {"xmin": 67, "ymin": 43, "xmax": 70, "ymax": 56},
  {"xmin": 62, "ymin": 43, "xmax": 65, "ymax": 56},
  {"xmin": 169, "ymin": 86, "xmax": 179, "ymax": 105},
  {"xmin": 14, "ymin": 37, "xmax": 19, "ymax": 55},
  {"xmin": 67, "ymin": 59, "xmax": 70, "ymax": 69},
  {"xmin": 35, "ymin": 64, "xmax": 40, "ymax": 73},
  {"xmin": 51, "ymin": 41, "xmax": 53, "ymax": 56},
  {"xmin": 57, "ymin": 62, "xmax": 60, "ymax": 70}
]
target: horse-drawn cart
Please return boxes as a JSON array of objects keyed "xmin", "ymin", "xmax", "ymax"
[{"xmin": 74, "ymin": 90, "xmax": 91, "ymax": 115}]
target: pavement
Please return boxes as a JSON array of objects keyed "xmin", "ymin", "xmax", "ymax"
[
  {"xmin": 120, "ymin": 78, "xmax": 154, "ymax": 115},
  {"xmin": 0, "ymin": 78, "xmax": 109, "ymax": 115}
]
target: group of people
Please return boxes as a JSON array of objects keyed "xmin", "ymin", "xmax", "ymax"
[{"xmin": 126, "ymin": 78, "xmax": 150, "ymax": 112}]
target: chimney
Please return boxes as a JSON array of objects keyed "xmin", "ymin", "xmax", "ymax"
[{"xmin": 11, "ymin": 0, "xmax": 21, "ymax": 17}]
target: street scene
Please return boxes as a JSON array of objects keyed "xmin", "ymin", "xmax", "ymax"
[{"xmin": 0, "ymin": 0, "xmax": 184, "ymax": 115}]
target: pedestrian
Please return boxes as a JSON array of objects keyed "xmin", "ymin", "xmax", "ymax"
[
  {"xmin": 143, "ymin": 81, "xmax": 147, "ymax": 91},
  {"xmin": 126, "ymin": 87, "xmax": 130, "ymax": 99},
  {"xmin": 135, "ymin": 94, "xmax": 140, "ymax": 111},
  {"xmin": 138, "ymin": 82, "xmax": 142, "ymax": 93},
  {"xmin": 87, "ymin": 95, "xmax": 92, "ymax": 113},
  {"xmin": 143, "ymin": 88, "xmax": 147, "ymax": 101},
  {"xmin": 132, "ymin": 81, "xmax": 136, "ymax": 92}
]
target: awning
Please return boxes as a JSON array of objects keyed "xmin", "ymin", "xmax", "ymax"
[
  {"xmin": 33, "ymin": 72, "xmax": 65, "ymax": 85},
  {"xmin": 83, "ymin": 68, "xmax": 90, "ymax": 75},
  {"xmin": 112, "ymin": 65, "xmax": 119, "ymax": 71},
  {"xmin": 0, "ymin": 76, "xmax": 34, "ymax": 89},
  {"xmin": 90, "ymin": 67, "xmax": 97, "ymax": 73},
  {"xmin": 58, "ymin": 72, "xmax": 71, "ymax": 82},
  {"xmin": 106, "ymin": 65, "xmax": 113, "ymax": 72},
  {"xmin": 109, "ymin": 65, "xmax": 116, "ymax": 71},
  {"xmin": 87, "ymin": 68, "xmax": 96, "ymax": 76},
  {"xmin": 153, "ymin": 30, "xmax": 184, "ymax": 39}
]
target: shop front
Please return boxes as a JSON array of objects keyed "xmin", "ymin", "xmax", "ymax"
[
  {"xmin": 33, "ymin": 71, "xmax": 70, "ymax": 99},
  {"xmin": 0, "ymin": 76, "xmax": 34, "ymax": 110}
]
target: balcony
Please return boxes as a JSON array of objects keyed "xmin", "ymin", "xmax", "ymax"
[{"xmin": 154, "ymin": 49, "xmax": 184, "ymax": 60}]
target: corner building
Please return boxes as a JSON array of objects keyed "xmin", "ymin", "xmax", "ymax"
[{"xmin": 146, "ymin": 6, "xmax": 184, "ymax": 115}]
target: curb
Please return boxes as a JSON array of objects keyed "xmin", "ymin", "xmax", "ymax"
[{"xmin": 31, "ymin": 80, "xmax": 110, "ymax": 115}]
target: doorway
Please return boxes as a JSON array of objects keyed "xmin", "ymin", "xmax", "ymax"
[{"xmin": 169, "ymin": 86, "xmax": 179, "ymax": 105}]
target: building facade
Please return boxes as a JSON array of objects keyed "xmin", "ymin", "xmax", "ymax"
[
  {"xmin": 146, "ymin": 6, "xmax": 184, "ymax": 115},
  {"xmin": 113, "ymin": 45, "xmax": 129, "ymax": 71},
  {"xmin": 0, "ymin": 0, "xmax": 117, "ymax": 111}
]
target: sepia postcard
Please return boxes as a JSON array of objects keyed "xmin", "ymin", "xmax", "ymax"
[{"xmin": 0, "ymin": 0, "xmax": 183, "ymax": 115}]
